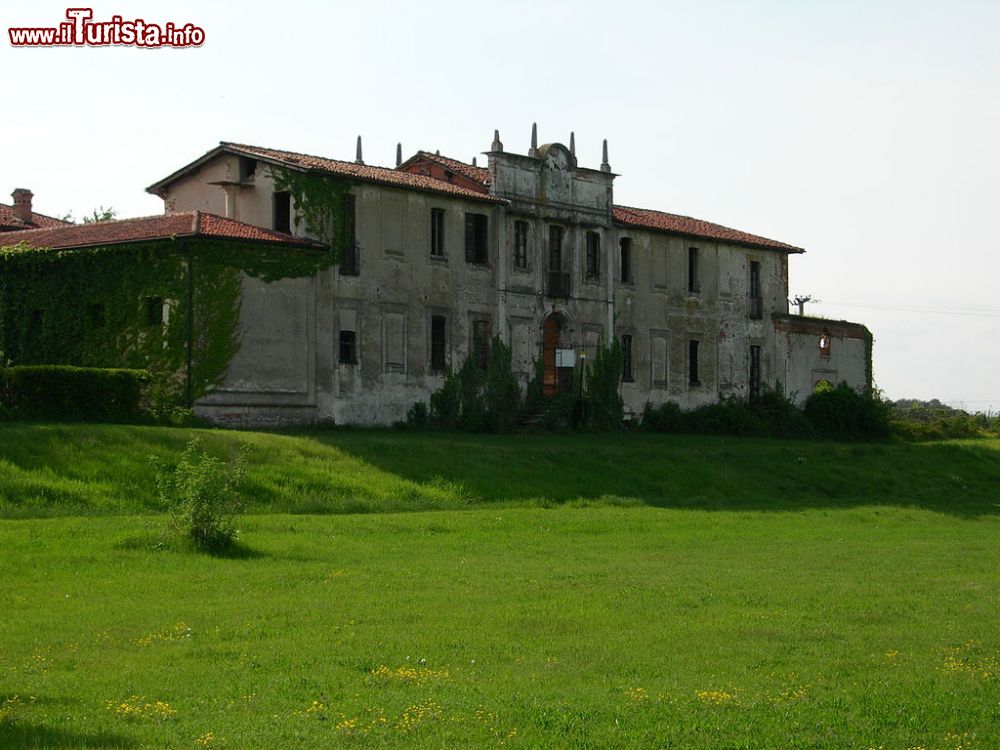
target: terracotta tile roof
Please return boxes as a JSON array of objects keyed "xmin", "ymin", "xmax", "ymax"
[
  {"xmin": 397, "ymin": 153, "xmax": 800, "ymax": 252},
  {"xmin": 401, "ymin": 151, "xmax": 490, "ymax": 190},
  {"xmin": 220, "ymin": 142, "xmax": 503, "ymax": 203},
  {"xmin": 612, "ymin": 205, "xmax": 803, "ymax": 253},
  {"xmin": 0, "ymin": 211, "xmax": 324, "ymax": 252},
  {"xmin": 0, "ymin": 203, "xmax": 72, "ymax": 231}
]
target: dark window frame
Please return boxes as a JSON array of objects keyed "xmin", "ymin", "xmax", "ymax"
[
  {"xmin": 472, "ymin": 318, "xmax": 490, "ymax": 370},
  {"xmin": 513, "ymin": 220, "xmax": 529, "ymax": 269},
  {"xmin": 464, "ymin": 213, "xmax": 489, "ymax": 265},
  {"xmin": 585, "ymin": 231, "xmax": 601, "ymax": 279},
  {"xmin": 339, "ymin": 194, "xmax": 359, "ymax": 276},
  {"xmin": 687, "ymin": 247, "xmax": 700, "ymax": 294},
  {"xmin": 239, "ymin": 157, "xmax": 257, "ymax": 181},
  {"xmin": 430, "ymin": 208, "xmax": 445, "ymax": 257},
  {"xmin": 620, "ymin": 237, "xmax": 632, "ymax": 283},
  {"xmin": 688, "ymin": 339, "xmax": 701, "ymax": 386},
  {"xmin": 430, "ymin": 314, "xmax": 448, "ymax": 372},
  {"xmin": 339, "ymin": 329, "xmax": 358, "ymax": 365},
  {"xmin": 273, "ymin": 191, "xmax": 291, "ymax": 234},
  {"xmin": 748, "ymin": 260, "xmax": 762, "ymax": 318}
]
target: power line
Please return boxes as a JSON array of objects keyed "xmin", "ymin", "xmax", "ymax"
[{"xmin": 814, "ymin": 301, "xmax": 1000, "ymax": 319}]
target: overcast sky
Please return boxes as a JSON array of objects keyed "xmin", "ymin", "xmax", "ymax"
[{"xmin": 4, "ymin": 0, "xmax": 998, "ymax": 410}]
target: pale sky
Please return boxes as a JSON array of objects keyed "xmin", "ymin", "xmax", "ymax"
[{"xmin": 3, "ymin": 0, "xmax": 998, "ymax": 410}]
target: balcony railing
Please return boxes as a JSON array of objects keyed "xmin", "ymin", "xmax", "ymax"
[
  {"xmin": 748, "ymin": 296, "xmax": 763, "ymax": 319},
  {"xmin": 339, "ymin": 243, "xmax": 360, "ymax": 276},
  {"xmin": 547, "ymin": 270, "xmax": 571, "ymax": 298}
]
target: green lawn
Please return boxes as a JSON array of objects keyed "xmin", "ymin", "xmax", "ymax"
[{"xmin": 1, "ymin": 425, "xmax": 998, "ymax": 748}]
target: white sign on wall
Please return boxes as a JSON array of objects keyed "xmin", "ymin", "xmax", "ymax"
[{"xmin": 555, "ymin": 349, "xmax": 575, "ymax": 368}]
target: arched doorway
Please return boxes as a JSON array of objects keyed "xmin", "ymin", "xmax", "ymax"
[{"xmin": 542, "ymin": 313, "xmax": 572, "ymax": 396}]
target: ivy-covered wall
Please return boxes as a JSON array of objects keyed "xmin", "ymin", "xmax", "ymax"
[{"xmin": 0, "ymin": 238, "xmax": 332, "ymax": 407}]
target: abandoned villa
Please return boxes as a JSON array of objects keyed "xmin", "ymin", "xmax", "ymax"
[{"xmin": 2, "ymin": 126, "xmax": 871, "ymax": 426}]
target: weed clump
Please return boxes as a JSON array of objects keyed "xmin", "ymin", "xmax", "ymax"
[{"xmin": 153, "ymin": 438, "xmax": 249, "ymax": 552}]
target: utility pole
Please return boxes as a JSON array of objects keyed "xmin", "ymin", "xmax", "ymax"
[{"xmin": 791, "ymin": 294, "xmax": 812, "ymax": 316}]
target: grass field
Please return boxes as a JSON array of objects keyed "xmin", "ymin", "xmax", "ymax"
[{"xmin": 1, "ymin": 424, "xmax": 998, "ymax": 748}]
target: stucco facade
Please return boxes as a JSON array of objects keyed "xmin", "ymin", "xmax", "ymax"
[{"xmin": 148, "ymin": 130, "xmax": 870, "ymax": 426}]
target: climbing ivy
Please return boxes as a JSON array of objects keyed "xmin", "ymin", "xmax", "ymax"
[
  {"xmin": 0, "ymin": 236, "xmax": 331, "ymax": 410},
  {"xmin": 269, "ymin": 166, "xmax": 353, "ymax": 259}
]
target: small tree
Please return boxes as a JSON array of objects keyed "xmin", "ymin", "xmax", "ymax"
[
  {"xmin": 585, "ymin": 337, "xmax": 624, "ymax": 430},
  {"xmin": 483, "ymin": 336, "xmax": 521, "ymax": 432}
]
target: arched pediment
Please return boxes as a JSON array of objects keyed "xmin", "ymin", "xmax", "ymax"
[{"xmin": 537, "ymin": 143, "xmax": 576, "ymax": 170}]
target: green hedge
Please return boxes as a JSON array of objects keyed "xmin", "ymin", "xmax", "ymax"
[{"xmin": 0, "ymin": 365, "xmax": 150, "ymax": 422}]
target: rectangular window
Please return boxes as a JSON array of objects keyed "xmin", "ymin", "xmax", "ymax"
[
  {"xmin": 651, "ymin": 334, "xmax": 667, "ymax": 387},
  {"xmin": 146, "ymin": 297, "xmax": 164, "ymax": 326},
  {"xmin": 749, "ymin": 345, "xmax": 761, "ymax": 399},
  {"xmin": 339, "ymin": 330, "xmax": 357, "ymax": 364},
  {"xmin": 620, "ymin": 237, "xmax": 632, "ymax": 283},
  {"xmin": 472, "ymin": 319, "xmax": 490, "ymax": 370},
  {"xmin": 430, "ymin": 208, "xmax": 445, "ymax": 257},
  {"xmin": 689, "ymin": 340, "xmax": 700, "ymax": 385},
  {"xmin": 430, "ymin": 315, "xmax": 447, "ymax": 371},
  {"xmin": 652, "ymin": 242, "xmax": 667, "ymax": 289},
  {"xmin": 748, "ymin": 260, "xmax": 762, "ymax": 319},
  {"xmin": 548, "ymin": 225, "xmax": 563, "ymax": 270},
  {"xmin": 687, "ymin": 247, "xmax": 700, "ymax": 293},
  {"xmin": 239, "ymin": 157, "xmax": 257, "ymax": 181},
  {"xmin": 339, "ymin": 194, "xmax": 359, "ymax": 275},
  {"xmin": 585, "ymin": 231, "xmax": 600, "ymax": 279},
  {"xmin": 384, "ymin": 313, "xmax": 405, "ymax": 373},
  {"xmin": 464, "ymin": 213, "xmax": 488, "ymax": 264},
  {"xmin": 273, "ymin": 191, "xmax": 291, "ymax": 234},
  {"xmin": 513, "ymin": 220, "xmax": 528, "ymax": 269},
  {"xmin": 622, "ymin": 334, "xmax": 634, "ymax": 382}
]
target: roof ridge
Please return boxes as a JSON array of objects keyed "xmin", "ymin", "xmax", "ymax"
[{"xmin": 222, "ymin": 141, "xmax": 396, "ymax": 173}]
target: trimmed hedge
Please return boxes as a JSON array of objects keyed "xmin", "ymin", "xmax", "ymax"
[{"xmin": 0, "ymin": 365, "xmax": 150, "ymax": 422}]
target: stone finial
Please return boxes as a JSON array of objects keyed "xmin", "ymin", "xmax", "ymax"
[
  {"xmin": 569, "ymin": 131, "xmax": 576, "ymax": 157},
  {"xmin": 491, "ymin": 129, "xmax": 503, "ymax": 152},
  {"xmin": 355, "ymin": 135, "xmax": 364, "ymax": 165},
  {"xmin": 529, "ymin": 122, "xmax": 539, "ymax": 158},
  {"xmin": 472, "ymin": 157, "xmax": 477, "ymax": 167},
  {"xmin": 435, "ymin": 149, "xmax": 440, "ymax": 155},
  {"xmin": 601, "ymin": 138, "xmax": 611, "ymax": 173},
  {"xmin": 396, "ymin": 142, "xmax": 402, "ymax": 167},
  {"xmin": 11, "ymin": 188, "xmax": 33, "ymax": 223}
]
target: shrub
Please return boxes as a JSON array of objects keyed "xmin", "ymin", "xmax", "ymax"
[
  {"xmin": 641, "ymin": 400, "xmax": 685, "ymax": 432},
  {"xmin": 425, "ymin": 336, "xmax": 522, "ymax": 433},
  {"xmin": 804, "ymin": 382, "xmax": 890, "ymax": 441},
  {"xmin": 0, "ymin": 365, "xmax": 150, "ymax": 422},
  {"xmin": 522, "ymin": 357, "xmax": 545, "ymax": 418},
  {"xmin": 153, "ymin": 438, "xmax": 249, "ymax": 552},
  {"xmin": 641, "ymin": 387, "xmax": 810, "ymax": 438},
  {"xmin": 429, "ymin": 368, "xmax": 461, "ymax": 428},
  {"xmin": 405, "ymin": 400, "xmax": 429, "ymax": 429}
]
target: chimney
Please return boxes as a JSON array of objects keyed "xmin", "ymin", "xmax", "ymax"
[
  {"xmin": 355, "ymin": 135, "xmax": 364, "ymax": 165},
  {"xmin": 396, "ymin": 142, "xmax": 402, "ymax": 167},
  {"xmin": 11, "ymin": 188, "xmax": 33, "ymax": 223}
]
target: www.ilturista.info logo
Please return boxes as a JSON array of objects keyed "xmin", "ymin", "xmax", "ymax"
[{"xmin": 8, "ymin": 8, "xmax": 205, "ymax": 48}]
